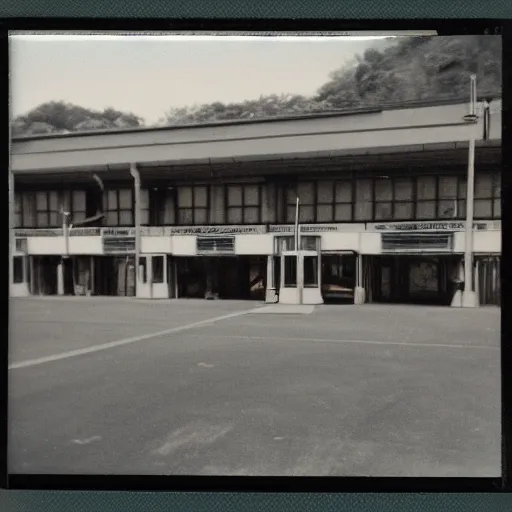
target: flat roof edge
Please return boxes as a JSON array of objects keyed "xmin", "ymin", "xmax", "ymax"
[{"xmin": 11, "ymin": 94, "xmax": 502, "ymax": 143}]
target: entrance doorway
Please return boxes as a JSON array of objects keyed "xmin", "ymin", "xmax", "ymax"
[
  {"xmin": 93, "ymin": 256, "xmax": 136, "ymax": 296},
  {"xmin": 364, "ymin": 255, "xmax": 460, "ymax": 305},
  {"xmin": 176, "ymin": 256, "xmax": 266, "ymax": 300},
  {"xmin": 32, "ymin": 256, "xmax": 60, "ymax": 295},
  {"xmin": 321, "ymin": 253, "xmax": 356, "ymax": 303}
]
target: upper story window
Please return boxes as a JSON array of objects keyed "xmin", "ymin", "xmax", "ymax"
[
  {"xmin": 177, "ymin": 185, "xmax": 208, "ymax": 225},
  {"xmin": 15, "ymin": 190, "xmax": 77, "ymax": 228},
  {"xmin": 226, "ymin": 184, "xmax": 261, "ymax": 224},
  {"xmin": 316, "ymin": 180, "xmax": 353, "ymax": 222},
  {"xmin": 105, "ymin": 189, "xmax": 133, "ymax": 226},
  {"xmin": 285, "ymin": 182, "xmax": 315, "ymax": 223}
]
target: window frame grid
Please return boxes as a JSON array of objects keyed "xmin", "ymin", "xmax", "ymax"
[
  {"xmin": 176, "ymin": 185, "xmax": 210, "ymax": 226},
  {"xmin": 225, "ymin": 183, "xmax": 262, "ymax": 225},
  {"xmin": 105, "ymin": 188, "xmax": 134, "ymax": 227}
]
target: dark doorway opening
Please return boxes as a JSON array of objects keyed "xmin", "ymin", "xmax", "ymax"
[
  {"xmin": 364, "ymin": 255, "xmax": 460, "ymax": 305},
  {"xmin": 92, "ymin": 256, "xmax": 135, "ymax": 296},
  {"xmin": 321, "ymin": 253, "xmax": 356, "ymax": 304},
  {"xmin": 176, "ymin": 256, "xmax": 266, "ymax": 300},
  {"xmin": 32, "ymin": 256, "xmax": 60, "ymax": 295}
]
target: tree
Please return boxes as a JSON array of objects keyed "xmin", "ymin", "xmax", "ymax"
[
  {"xmin": 12, "ymin": 101, "xmax": 145, "ymax": 136},
  {"xmin": 160, "ymin": 35, "xmax": 500, "ymax": 127}
]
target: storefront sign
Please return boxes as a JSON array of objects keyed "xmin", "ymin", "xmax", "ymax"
[
  {"xmin": 169, "ymin": 225, "xmax": 266, "ymax": 235},
  {"xmin": 370, "ymin": 221, "xmax": 500, "ymax": 232},
  {"xmin": 269, "ymin": 224, "xmax": 342, "ymax": 233},
  {"xmin": 103, "ymin": 227, "xmax": 136, "ymax": 237}
]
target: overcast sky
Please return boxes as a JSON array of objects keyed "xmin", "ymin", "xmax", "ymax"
[{"xmin": 10, "ymin": 34, "xmax": 397, "ymax": 124}]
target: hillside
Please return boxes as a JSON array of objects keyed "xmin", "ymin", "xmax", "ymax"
[{"xmin": 12, "ymin": 35, "xmax": 501, "ymax": 136}]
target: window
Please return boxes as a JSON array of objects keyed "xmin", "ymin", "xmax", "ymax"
[
  {"xmin": 14, "ymin": 193, "xmax": 22, "ymax": 228},
  {"xmin": 105, "ymin": 189, "xmax": 133, "ymax": 226},
  {"xmin": 139, "ymin": 257, "xmax": 147, "ymax": 283},
  {"xmin": 374, "ymin": 178, "xmax": 393, "ymax": 221},
  {"xmin": 473, "ymin": 172, "xmax": 496, "ymax": 220},
  {"xmin": 283, "ymin": 255, "xmax": 297, "ymax": 287},
  {"xmin": 285, "ymin": 183, "xmax": 315, "ymax": 223},
  {"xmin": 493, "ymin": 173, "xmax": 501, "ymax": 218},
  {"xmin": 13, "ymin": 256, "xmax": 24, "ymax": 284},
  {"xmin": 416, "ymin": 176, "xmax": 436, "ymax": 220},
  {"xmin": 316, "ymin": 181, "xmax": 334, "ymax": 222},
  {"xmin": 355, "ymin": 179, "xmax": 372, "ymax": 221},
  {"xmin": 438, "ymin": 176, "xmax": 458, "ymax": 219},
  {"xmin": 31, "ymin": 190, "xmax": 70, "ymax": 227},
  {"xmin": 72, "ymin": 190, "xmax": 86, "ymax": 224},
  {"xmin": 152, "ymin": 256, "xmax": 164, "ymax": 283},
  {"xmin": 334, "ymin": 180, "xmax": 353, "ymax": 221},
  {"xmin": 140, "ymin": 189, "xmax": 150, "ymax": 225},
  {"xmin": 177, "ymin": 185, "xmax": 209, "ymax": 225},
  {"xmin": 304, "ymin": 256, "xmax": 319, "ymax": 287},
  {"xmin": 393, "ymin": 178, "xmax": 414, "ymax": 220},
  {"xmin": 22, "ymin": 193, "xmax": 36, "ymax": 227},
  {"xmin": 226, "ymin": 184, "xmax": 261, "ymax": 224}
]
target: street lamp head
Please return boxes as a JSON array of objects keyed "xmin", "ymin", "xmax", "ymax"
[{"xmin": 463, "ymin": 114, "xmax": 479, "ymax": 124}]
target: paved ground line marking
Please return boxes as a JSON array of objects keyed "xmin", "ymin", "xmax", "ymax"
[
  {"xmin": 9, "ymin": 308, "xmax": 260, "ymax": 370},
  {"xmin": 183, "ymin": 333, "xmax": 499, "ymax": 351}
]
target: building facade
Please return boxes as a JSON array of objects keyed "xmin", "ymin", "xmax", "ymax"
[{"xmin": 10, "ymin": 98, "xmax": 502, "ymax": 306}]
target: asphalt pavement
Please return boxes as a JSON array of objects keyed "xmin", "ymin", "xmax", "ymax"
[{"xmin": 9, "ymin": 298, "xmax": 501, "ymax": 477}]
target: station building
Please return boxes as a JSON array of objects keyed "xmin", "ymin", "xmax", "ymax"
[{"xmin": 9, "ymin": 97, "xmax": 501, "ymax": 306}]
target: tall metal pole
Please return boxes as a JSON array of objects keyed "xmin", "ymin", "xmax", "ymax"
[
  {"xmin": 294, "ymin": 196, "xmax": 300, "ymax": 251},
  {"xmin": 294, "ymin": 196, "xmax": 303, "ymax": 305},
  {"xmin": 8, "ymin": 164, "xmax": 14, "ymax": 296},
  {"xmin": 130, "ymin": 163, "xmax": 141, "ymax": 297},
  {"xmin": 462, "ymin": 74, "xmax": 478, "ymax": 308}
]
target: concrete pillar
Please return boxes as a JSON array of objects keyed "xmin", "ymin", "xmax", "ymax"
[
  {"xmin": 354, "ymin": 253, "xmax": 366, "ymax": 305},
  {"xmin": 451, "ymin": 258, "xmax": 465, "ymax": 307},
  {"xmin": 57, "ymin": 260, "xmax": 64, "ymax": 295},
  {"xmin": 90, "ymin": 256, "xmax": 95, "ymax": 295},
  {"xmin": 174, "ymin": 258, "xmax": 179, "ymax": 299},
  {"xmin": 474, "ymin": 259, "xmax": 480, "ymax": 306},
  {"xmin": 265, "ymin": 254, "xmax": 276, "ymax": 303},
  {"xmin": 297, "ymin": 252, "xmax": 303, "ymax": 305}
]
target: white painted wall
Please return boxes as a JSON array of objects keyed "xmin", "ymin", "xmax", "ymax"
[
  {"xmin": 453, "ymin": 231, "xmax": 501, "ymax": 254},
  {"xmin": 141, "ymin": 236, "xmax": 172, "ymax": 254},
  {"xmin": 236, "ymin": 234, "xmax": 273, "ymax": 255},
  {"xmin": 360, "ymin": 233, "xmax": 382, "ymax": 254},
  {"xmin": 171, "ymin": 235, "xmax": 197, "ymax": 256},
  {"xmin": 69, "ymin": 237, "xmax": 103, "ymax": 254},
  {"xmin": 10, "ymin": 283, "xmax": 30, "ymax": 297},
  {"xmin": 489, "ymin": 99, "xmax": 502, "ymax": 141},
  {"xmin": 320, "ymin": 232, "xmax": 362, "ymax": 252},
  {"xmin": 27, "ymin": 236, "xmax": 104, "ymax": 255},
  {"xmin": 27, "ymin": 236, "xmax": 66, "ymax": 255}
]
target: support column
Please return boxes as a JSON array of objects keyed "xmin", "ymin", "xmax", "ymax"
[
  {"xmin": 462, "ymin": 75, "xmax": 479, "ymax": 308},
  {"xmin": 91, "ymin": 256, "xmax": 95, "ymax": 295},
  {"xmin": 29, "ymin": 256, "xmax": 35, "ymax": 295},
  {"xmin": 265, "ymin": 254, "xmax": 276, "ymax": 303},
  {"xmin": 462, "ymin": 138, "xmax": 478, "ymax": 307},
  {"xmin": 474, "ymin": 259, "xmax": 480, "ymax": 305},
  {"xmin": 354, "ymin": 252, "xmax": 366, "ymax": 305},
  {"xmin": 174, "ymin": 258, "xmax": 179, "ymax": 299},
  {"xmin": 57, "ymin": 260, "xmax": 64, "ymax": 295},
  {"xmin": 8, "ymin": 165, "xmax": 14, "ymax": 295},
  {"xmin": 297, "ymin": 252, "xmax": 304, "ymax": 305},
  {"xmin": 130, "ymin": 163, "xmax": 141, "ymax": 298}
]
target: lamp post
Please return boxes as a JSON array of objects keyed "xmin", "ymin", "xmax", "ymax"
[
  {"xmin": 461, "ymin": 74, "xmax": 479, "ymax": 308},
  {"xmin": 294, "ymin": 196, "xmax": 304, "ymax": 305}
]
